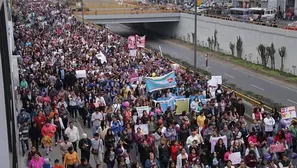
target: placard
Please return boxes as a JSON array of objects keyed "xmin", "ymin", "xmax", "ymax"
[
  {"xmin": 281, "ymin": 106, "xmax": 296, "ymax": 119},
  {"xmin": 129, "ymin": 50, "xmax": 136, "ymax": 57},
  {"xmin": 208, "ymin": 76, "xmax": 222, "ymax": 86},
  {"xmin": 134, "ymin": 124, "xmax": 149, "ymax": 135},
  {"xmin": 270, "ymin": 144, "xmax": 285, "ymax": 153},
  {"xmin": 136, "ymin": 106, "xmax": 151, "ymax": 117},
  {"xmin": 175, "ymin": 98, "xmax": 189, "ymax": 115},
  {"xmin": 228, "ymin": 152, "xmax": 241, "ymax": 165},
  {"xmin": 75, "ymin": 70, "xmax": 86, "ymax": 78},
  {"xmin": 210, "ymin": 135, "xmax": 228, "ymax": 153}
]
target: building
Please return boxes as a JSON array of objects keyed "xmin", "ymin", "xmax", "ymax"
[{"xmin": 0, "ymin": 0, "xmax": 21, "ymax": 167}]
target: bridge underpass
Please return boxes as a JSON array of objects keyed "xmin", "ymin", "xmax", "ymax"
[{"xmin": 83, "ymin": 13, "xmax": 180, "ymax": 24}]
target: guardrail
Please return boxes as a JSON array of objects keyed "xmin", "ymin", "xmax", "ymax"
[
  {"xmin": 74, "ymin": 14, "xmax": 297, "ymax": 123},
  {"xmin": 73, "ymin": 9, "xmax": 177, "ymax": 15}
]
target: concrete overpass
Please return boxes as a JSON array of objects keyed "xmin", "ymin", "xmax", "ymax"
[{"xmin": 83, "ymin": 13, "xmax": 180, "ymax": 24}]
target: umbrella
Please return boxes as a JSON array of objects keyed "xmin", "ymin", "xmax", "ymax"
[{"xmin": 100, "ymin": 126, "xmax": 110, "ymax": 139}]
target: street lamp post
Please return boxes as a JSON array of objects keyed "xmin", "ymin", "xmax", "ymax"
[
  {"xmin": 81, "ymin": 0, "xmax": 84, "ymax": 36},
  {"xmin": 205, "ymin": 53, "xmax": 208, "ymax": 69},
  {"xmin": 194, "ymin": 0, "xmax": 197, "ymax": 69}
]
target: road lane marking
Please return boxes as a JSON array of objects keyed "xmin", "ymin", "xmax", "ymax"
[
  {"xmin": 203, "ymin": 65, "xmax": 211, "ymax": 68},
  {"xmin": 224, "ymin": 73, "xmax": 234, "ymax": 79},
  {"xmin": 251, "ymin": 84, "xmax": 264, "ymax": 91},
  {"xmin": 287, "ymin": 99, "xmax": 297, "ymax": 105}
]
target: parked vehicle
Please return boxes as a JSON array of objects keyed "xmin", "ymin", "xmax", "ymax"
[
  {"xmin": 229, "ymin": 8, "xmax": 253, "ymax": 22},
  {"xmin": 249, "ymin": 7, "xmax": 276, "ymax": 20}
]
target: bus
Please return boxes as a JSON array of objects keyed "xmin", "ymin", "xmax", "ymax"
[{"xmin": 229, "ymin": 8, "xmax": 253, "ymax": 22}]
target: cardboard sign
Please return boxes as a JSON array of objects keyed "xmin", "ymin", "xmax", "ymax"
[
  {"xmin": 281, "ymin": 106, "xmax": 296, "ymax": 119},
  {"xmin": 134, "ymin": 124, "xmax": 149, "ymax": 135},
  {"xmin": 136, "ymin": 106, "xmax": 151, "ymax": 117},
  {"xmin": 75, "ymin": 70, "xmax": 86, "ymax": 78},
  {"xmin": 270, "ymin": 144, "xmax": 285, "ymax": 153},
  {"xmin": 228, "ymin": 152, "xmax": 241, "ymax": 165}
]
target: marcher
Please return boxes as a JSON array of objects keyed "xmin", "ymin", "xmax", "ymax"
[
  {"xmin": 28, "ymin": 153, "xmax": 45, "ymax": 168},
  {"xmin": 91, "ymin": 133, "xmax": 104, "ymax": 166},
  {"xmin": 41, "ymin": 120, "xmax": 56, "ymax": 155},
  {"xmin": 60, "ymin": 137, "xmax": 73, "ymax": 162},
  {"xmin": 78, "ymin": 133, "xmax": 92, "ymax": 163},
  {"xmin": 63, "ymin": 146, "xmax": 80, "ymax": 168},
  {"xmin": 19, "ymin": 121, "xmax": 30, "ymax": 156},
  {"xmin": 64, "ymin": 121, "xmax": 80, "ymax": 152}
]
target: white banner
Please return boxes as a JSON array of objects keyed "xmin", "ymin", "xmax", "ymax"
[
  {"xmin": 136, "ymin": 106, "xmax": 151, "ymax": 117},
  {"xmin": 134, "ymin": 124, "xmax": 149, "ymax": 135},
  {"xmin": 76, "ymin": 70, "xmax": 87, "ymax": 78}
]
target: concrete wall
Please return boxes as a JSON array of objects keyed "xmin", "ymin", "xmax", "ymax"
[{"xmin": 144, "ymin": 13, "xmax": 297, "ymax": 73}]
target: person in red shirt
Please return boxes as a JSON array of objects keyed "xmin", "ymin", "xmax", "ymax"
[
  {"xmin": 274, "ymin": 130, "xmax": 286, "ymax": 144},
  {"xmin": 34, "ymin": 111, "xmax": 47, "ymax": 129},
  {"xmin": 171, "ymin": 140, "xmax": 181, "ymax": 163}
]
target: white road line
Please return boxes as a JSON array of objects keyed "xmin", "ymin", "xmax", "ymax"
[
  {"xmin": 224, "ymin": 73, "xmax": 234, "ymax": 79},
  {"xmin": 203, "ymin": 65, "xmax": 211, "ymax": 68},
  {"xmin": 287, "ymin": 99, "xmax": 297, "ymax": 105},
  {"xmin": 251, "ymin": 84, "xmax": 265, "ymax": 91}
]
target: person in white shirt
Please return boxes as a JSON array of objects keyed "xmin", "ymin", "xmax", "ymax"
[
  {"xmin": 68, "ymin": 92, "xmax": 78, "ymax": 120},
  {"xmin": 263, "ymin": 113, "xmax": 275, "ymax": 137},
  {"xmin": 91, "ymin": 110, "xmax": 103, "ymax": 135},
  {"xmin": 64, "ymin": 121, "xmax": 80, "ymax": 152},
  {"xmin": 186, "ymin": 128, "xmax": 204, "ymax": 149},
  {"xmin": 190, "ymin": 98, "xmax": 199, "ymax": 112},
  {"xmin": 176, "ymin": 148, "xmax": 188, "ymax": 168},
  {"xmin": 91, "ymin": 133, "xmax": 104, "ymax": 165}
]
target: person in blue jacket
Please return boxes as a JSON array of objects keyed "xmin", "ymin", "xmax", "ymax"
[
  {"xmin": 111, "ymin": 116, "xmax": 123, "ymax": 142},
  {"xmin": 18, "ymin": 108, "xmax": 31, "ymax": 126},
  {"xmin": 145, "ymin": 152, "xmax": 160, "ymax": 168}
]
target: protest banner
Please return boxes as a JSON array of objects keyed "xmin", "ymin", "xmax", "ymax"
[
  {"xmin": 75, "ymin": 70, "xmax": 86, "ymax": 78},
  {"xmin": 228, "ymin": 152, "xmax": 241, "ymax": 165},
  {"xmin": 270, "ymin": 144, "xmax": 285, "ymax": 153},
  {"xmin": 128, "ymin": 36, "xmax": 135, "ymax": 49},
  {"xmin": 134, "ymin": 124, "xmax": 149, "ymax": 135},
  {"xmin": 281, "ymin": 106, "xmax": 296, "ymax": 119},
  {"xmin": 145, "ymin": 71, "xmax": 176, "ymax": 92},
  {"xmin": 210, "ymin": 135, "xmax": 228, "ymax": 153},
  {"xmin": 208, "ymin": 76, "xmax": 222, "ymax": 87},
  {"xmin": 153, "ymin": 96, "xmax": 175, "ymax": 112},
  {"xmin": 136, "ymin": 106, "xmax": 151, "ymax": 117},
  {"xmin": 95, "ymin": 51, "xmax": 107, "ymax": 64},
  {"xmin": 171, "ymin": 63, "xmax": 180, "ymax": 71},
  {"xmin": 136, "ymin": 35, "xmax": 146, "ymax": 48},
  {"xmin": 175, "ymin": 98, "xmax": 189, "ymax": 115}
]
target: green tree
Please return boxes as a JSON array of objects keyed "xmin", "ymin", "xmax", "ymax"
[
  {"xmin": 214, "ymin": 30, "xmax": 218, "ymax": 51},
  {"xmin": 278, "ymin": 46, "xmax": 286, "ymax": 72},
  {"xmin": 257, "ymin": 44, "xmax": 268, "ymax": 68},
  {"xmin": 236, "ymin": 36, "xmax": 243, "ymax": 58},
  {"xmin": 266, "ymin": 43, "xmax": 276, "ymax": 69},
  {"xmin": 229, "ymin": 42, "xmax": 235, "ymax": 56}
]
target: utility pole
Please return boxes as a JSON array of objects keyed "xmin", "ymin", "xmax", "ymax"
[
  {"xmin": 81, "ymin": 0, "xmax": 84, "ymax": 36},
  {"xmin": 194, "ymin": 0, "xmax": 197, "ymax": 69},
  {"xmin": 205, "ymin": 53, "xmax": 208, "ymax": 69}
]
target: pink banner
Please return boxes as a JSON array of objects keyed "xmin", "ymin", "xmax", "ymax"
[
  {"xmin": 136, "ymin": 35, "xmax": 146, "ymax": 48},
  {"xmin": 270, "ymin": 144, "xmax": 285, "ymax": 153},
  {"xmin": 128, "ymin": 36, "xmax": 136, "ymax": 49}
]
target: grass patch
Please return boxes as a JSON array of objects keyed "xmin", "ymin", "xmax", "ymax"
[{"xmin": 196, "ymin": 45, "xmax": 297, "ymax": 84}]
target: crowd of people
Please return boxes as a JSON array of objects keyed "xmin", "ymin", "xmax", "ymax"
[{"xmin": 13, "ymin": 0, "xmax": 297, "ymax": 168}]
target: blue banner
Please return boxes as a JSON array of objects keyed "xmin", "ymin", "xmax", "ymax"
[
  {"xmin": 145, "ymin": 72, "xmax": 177, "ymax": 92},
  {"xmin": 154, "ymin": 97, "xmax": 176, "ymax": 112}
]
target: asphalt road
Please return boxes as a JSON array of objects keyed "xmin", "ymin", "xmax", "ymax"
[{"xmin": 106, "ymin": 23, "xmax": 297, "ymax": 107}]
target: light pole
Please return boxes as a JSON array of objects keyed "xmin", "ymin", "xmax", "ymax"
[
  {"xmin": 205, "ymin": 53, "xmax": 208, "ymax": 70},
  {"xmin": 81, "ymin": 0, "xmax": 84, "ymax": 36},
  {"xmin": 194, "ymin": 0, "xmax": 197, "ymax": 69}
]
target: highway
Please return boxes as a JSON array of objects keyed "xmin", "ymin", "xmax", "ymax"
[{"xmin": 106, "ymin": 23, "xmax": 297, "ymax": 107}]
